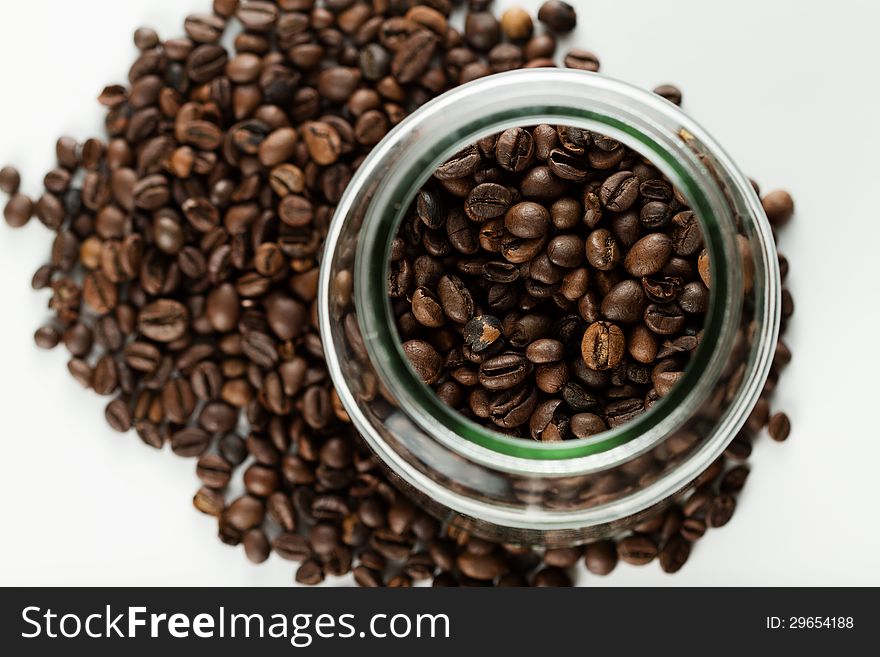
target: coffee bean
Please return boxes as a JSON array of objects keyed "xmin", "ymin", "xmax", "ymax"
[
  {"xmin": 584, "ymin": 228, "xmax": 620, "ymax": 271},
  {"xmin": 393, "ymin": 30, "xmax": 438, "ymax": 84},
  {"xmin": 302, "ymin": 121, "xmax": 341, "ymax": 165},
  {"xmin": 644, "ymin": 303, "xmax": 686, "ymax": 336},
  {"xmin": 625, "ymin": 233, "xmax": 673, "ymax": 277},
  {"xmin": 478, "ymin": 352, "xmax": 532, "ymax": 390},
  {"xmin": 196, "ymin": 453, "xmax": 233, "ymax": 489},
  {"xmin": 105, "ymin": 397, "xmax": 132, "ymax": 432},
  {"xmin": 463, "ymin": 314, "xmax": 503, "ymax": 353},
  {"xmin": 654, "ymin": 84, "xmax": 683, "ymax": 105},
  {"xmin": 525, "ymin": 338, "xmax": 564, "ymax": 363},
  {"xmin": 138, "ymin": 299, "xmax": 189, "ymax": 342},
  {"xmin": 34, "ymin": 325, "xmax": 61, "ymax": 349},
  {"xmin": 500, "ymin": 7, "xmax": 533, "ymax": 41},
  {"xmin": 435, "ymin": 145, "xmax": 482, "ymax": 181},
  {"xmin": 617, "ymin": 534, "xmax": 658, "ymax": 565},
  {"xmin": 226, "ymin": 495, "xmax": 266, "ymax": 533},
  {"xmin": 564, "ymin": 49, "xmax": 599, "ymax": 71},
  {"xmin": 519, "ymin": 165, "xmax": 568, "ymax": 200},
  {"xmin": 768, "ymin": 412, "xmax": 791, "ymax": 441},
  {"xmin": 437, "ymin": 274, "xmax": 474, "ymax": 323},
  {"xmin": 599, "ymin": 171, "xmax": 640, "ymax": 212},
  {"xmin": 243, "ymin": 529, "xmax": 271, "ymax": 565},
  {"xmin": 496, "ymin": 128, "xmax": 534, "ymax": 173},
  {"xmin": 706, "ymin": 493, "xmax": 736, "ymax": 528},
  {"xmin": 721, "ymin": 466, "xmax": 750, "ymax": 492},
  {"xmin": 171, "ymin": 427, "xmax": 211, "ymax": 457},
  {"xmin": 659, "ymin": 535, "xmax": 691, "ymax": 573},
  {"xmin": 132, "ymin": 174, "xmax": 170, "ymax": 210},
  {"xmin": 0, "ymin": 166, "xmax": 20, "ymax": 194},
  {"xmin": 504, "ymin": 201, "xmax": 548, "ymax": 239},
  {"xmin": 465, "ymin": 183, "xmax": 512, "ymax": 221},
  {"xmin": 762, "ymin": 190, "xmax": 794, "ymax": 226},
  {"xmin": 465, "ymin": 12, "xmax": 500, "ymax": 52},
  {"xmin": 582, "ymin": 321, "xmax": 625, "ymax": 371},
  {"xmin": 402, "ymin": 340, "xmax": 442, "ymax": 384},
  {"xmin": 538, "ymin": 1, "xmax": 577, "ymax": 33},
  {"xmin": 584, "ymin": 540, "xmax": 617, "ymax": 575},
  {"xmin": 601, "ymin": 280, "xmax": 646, "ymax": 324},
  {"xmin": 570, "ymin": 412, "xmax": 607, "ymax": 438},
  {"xmin": 670, "ymin": 210, "xmax": 703, "ymax": 256},
  {"xmin": 236, "ymin": 1, "xmax": 279, "ymax": 32},
  {"xmin": 4, "ymin": 194, "xmax": 33, "ymax": 228},
  {"xmin": 457, "ymin": 550, "xmax": 507, "ymax": 580}
]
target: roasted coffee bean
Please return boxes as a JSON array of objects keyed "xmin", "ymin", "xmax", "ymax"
[
  {"xmin": 465, "ymin": 12, "xmax": 500, "ymax": 52},
  {"xmin": 0, "ymin": 166, "xmax": 20, "ymax": 194},
  {"xmin": 625, "ymin": 233, "xmax": 673, "ymax": 277},
  {"xmin": 496, "ymin": 128, "xmax": 534, "ymax": 173},
  {"xmin": 762, "ymin": 190, "xmax": 794, "ymax": 226},
  {"xmin": 393, "ymin": 30, "xmax": 438, "ymax": 84},
  {"xmin": 644, "ymin": 303, "xmax": 686, "ymax": 336},
  {"xmin": 273, "ymin": 532, "xmax": 310, "ymax": 561},
  {"xmin": 538, "ymin": 1, "xmax": 577, "ymax": 33},
  {"xmin": 547, "ymin": 148, "xmax": 588, "ymax": 182},
  {"xmin": 560, "ymin": 382, "xmax": 601, "ymax": 413},
  {"xmin": 504, "ymin": 201, "xmax": 548, "ymax": 238},
  {"xmin": 34, "ymin": 325, "xmax": 61, "ymax": 350},
  {"xmin": 707, "ymin": 494, "xmax": 736, "ymax": 528},
  {"xmin": 564, "ymin": 49, "xmax": 599, "ymax": 71},
  {"xmin": 4, "ymin": 194, "xmax": 33, "ymax": 228},
  {"xmin": 768, "ymin": 412, "xmax": 791, "ymax": 442},
  {"xmin": 402, "ymin": 340, "xmax": 442, "ymax": 384},
  {"xmin": 585, "ymin": 228, "xmax": 621, "ymax": 271},
  {"xmin": 659, "ymin": 535, "xmax": 691, "ymax": 573},
  {"xmin": 457, "ymin": 550, "xmax": 507, "ymax": 580},
  {"xmin": 617, "ymin": 535, "xmax": 658, "ymax": 565},
  {"xmin": 582, "ymin": 321, "xmax": 625, "ymax": 371},
  {"xmin": 570, "ymin": 412, "xmax": 607, "ymax": 438},
  {"xmin": 519, "ymin": 165, "xmax": 568, "ymax": 200},
  {"xmin": 721, "ymin": 466, "xmax": 750, "ymax": 492},
  {"xmin": 465, "ymin": 183, "xmax": 512, "ymax": 221},
  {"xmin": 678, "ymin": 281, "xmax": 709, "ymax": 314},
  {"xmin": 138, "ymin": 299, "xmax": 189, "ymax": 342},
  {"xmin": 584, "ymin": 540, "xmax": 617, "ymax": 575},
  {"xmin": 500, "ymin": 7, "xmax": 533, "ymax": 41},
  {"xmin": 670, "ymin": 210, "xmax": 703, "ymax": 256},
  {"xmin": 478, "ymin": 353, "xmax": 532, "ymax": 390},
  {"xmin": 104, "ymin": 397, "xmax": 132, "ymax": 432},
  {"xmin": 601, "ymin": 280, "xmax": 646, "ymax": 324},
  {"xmin": 171, "ymin": 427, "xmax": 211, "ymax": 457},
  {"xmin": 196, "ymin": 453, "xmax": 233, "ymax": 489},
  {"xmin": 437, "ymin": 274, "xmax": 474, "ymax": 323},
  {"xmin": 599, "ymin": 171, "xmax": 640, "ymax": 212},
  {"xmin": 654, "ymin": 84, "xmax": 683, "ymax": 105},
  {"xmin": 435, "ymin": 145, "xmax": 482, "ymax": 180},
  {"xmin": 463, "ymin": 315, "xmax": 503, "ymax": 352}
]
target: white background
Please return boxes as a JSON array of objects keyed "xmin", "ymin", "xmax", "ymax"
[{"xmin": 1, "ymin": 0, "xmax": 878, "ymax": 586}]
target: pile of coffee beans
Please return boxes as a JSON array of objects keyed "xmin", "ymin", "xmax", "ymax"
[
  {"xmin": 392, "ymin": 125, "xmax": 710, "ymax": 439},
  {"xmin": 1, "ymin": 0, "xmax": 793, "ymax": 586}
]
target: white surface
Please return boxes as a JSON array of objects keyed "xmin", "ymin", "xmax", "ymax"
[{"xmin": 1, "ymin": 0, "xmax": 878, "ymax": 587}]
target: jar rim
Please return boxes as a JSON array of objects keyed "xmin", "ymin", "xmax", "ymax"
[{"xmin": 320, "ymin": 69, "xmax": 779, "ymax": 491}]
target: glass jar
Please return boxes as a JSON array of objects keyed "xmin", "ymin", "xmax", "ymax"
[{"xmin": 319, "ymin": 69, "xmax": 780, "ymax": 547}]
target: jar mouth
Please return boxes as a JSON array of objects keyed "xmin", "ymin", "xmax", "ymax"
[{"xmin": 321, "ymin": 69, "xmax": 778, "ymax": 476}]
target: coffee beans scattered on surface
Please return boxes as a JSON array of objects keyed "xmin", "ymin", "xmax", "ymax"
[{"xmin": 2, "ymin": 1, "xmax": 793, "ymax": 586}]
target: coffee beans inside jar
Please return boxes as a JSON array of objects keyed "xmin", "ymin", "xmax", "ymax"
[
  {"xmin": 392, "ymin": 124, "xmax": 711, "ymax": 440},
  {"xmin": 1, "ymin": 0, "xmax": 793, "ymax": 586}
]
